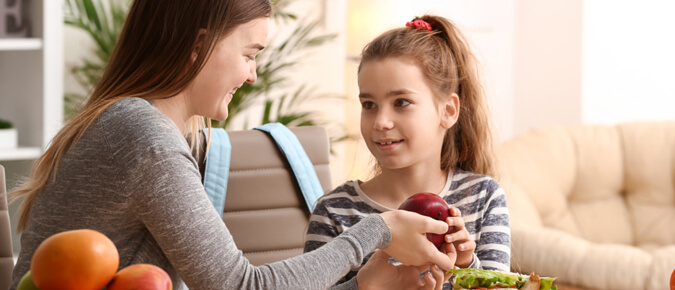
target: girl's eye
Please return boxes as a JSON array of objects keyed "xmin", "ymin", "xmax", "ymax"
[
  {"xmin": 245, "ymin": 55, "xmax": 255, "ymax": 61},
  {"xmin": 361, "ymin": 101, "xmax": 376, "ymax": 109},
  {"xmin": 394, "ymin": 98, "xmax": 411, "ymax": 107}
]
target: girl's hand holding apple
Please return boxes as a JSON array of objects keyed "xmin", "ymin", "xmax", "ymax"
[{"xmin": 446, "ymin": 207, "xmax": 477, "ymax": 268}]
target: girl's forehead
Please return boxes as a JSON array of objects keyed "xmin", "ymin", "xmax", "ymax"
[
  {"xmin": 359, "ymin": 58, "xmax": 426, "ymax": 83},
  {"xmin": 358, "ymin": 58, "xmax": 436, "ymax": 99}
]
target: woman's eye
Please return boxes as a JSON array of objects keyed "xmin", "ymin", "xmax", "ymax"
[
  {"xmin": 361, "ymin": 101, "xmax": 376, "ymax": 109},
  {"xmin": 394, "ymin": 99, "xmax": 411, "ymax": 107}
]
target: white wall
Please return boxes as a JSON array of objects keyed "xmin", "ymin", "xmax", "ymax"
[
  {"xmin": 582, "ymin": 1, "xmax": 675, "ymax": 124},
  {"xmin": 513, "ymin": 0, "xmax": 583, "ymax": 135}
]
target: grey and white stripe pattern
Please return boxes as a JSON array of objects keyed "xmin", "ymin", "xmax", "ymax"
[{"xmin": 304, "ymin": 169, "xmax": 511, "ymax": 289}]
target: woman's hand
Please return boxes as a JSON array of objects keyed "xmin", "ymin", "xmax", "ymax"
[
  {"xmin": 379, "ymin": 210, "xmax": 453, "ymax": 270},
  {"xmin": 356, "ymin": 250, "xmax": 454, "ymax": 290},
  {"xmin": 445, "ymin": 207, "xmax": 476, "ymax": 268}
]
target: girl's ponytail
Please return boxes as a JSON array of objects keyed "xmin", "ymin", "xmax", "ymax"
[{"xmin": 423, "ymin": 15, "xmax": 494, "ymax": 177}]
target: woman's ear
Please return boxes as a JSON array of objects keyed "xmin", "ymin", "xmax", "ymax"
[
  {"xmin": 440, "ymin": 93, "xmax": 460, "ymax": 129},
  {"xmin": 191, "ymin": 29, "xmax": 207, "ymax": 63}
]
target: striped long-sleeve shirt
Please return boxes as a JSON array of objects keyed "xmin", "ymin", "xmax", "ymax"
[{"xmin": 304, "ymin": 169, "xmax": 511, "ymax": 289}]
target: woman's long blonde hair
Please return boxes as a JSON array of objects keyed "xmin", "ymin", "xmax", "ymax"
[
  {"xmin": 10, "ymin": 0, "xmax": 272, "ymax": 232},
  {"xmin": 359, "ymin": 15, "xmax": 494, "ymax": 177}
]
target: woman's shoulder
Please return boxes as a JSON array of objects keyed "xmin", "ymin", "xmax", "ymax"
[
  {"xmin": 94, "ymin": 97, "xmax": 190, "ymax": 158},
  {"xmin": 99, "ymin": 98, "xmax": 183, "ymax": 142},
  {"xmin": 101, "ymin": 97, "xmax": 168, "ymax": 128}
]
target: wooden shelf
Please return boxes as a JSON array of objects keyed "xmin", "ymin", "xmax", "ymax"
[
  {"xmin": 0, "ymin": 38, "xmax": 43, "ymax": 51},
  {"xmin": 0, "ymin": 147, "xmax": 41, "ymax": 161}
]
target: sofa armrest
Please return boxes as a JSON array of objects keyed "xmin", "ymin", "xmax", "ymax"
[{"xmin": 500, "ymin": 177, "xmax": 542, "ymax": 228}]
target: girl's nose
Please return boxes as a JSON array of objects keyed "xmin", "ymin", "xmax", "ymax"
[{"xmin": 373, "ymin": 109, "xmax": 394, "ymax": 131}]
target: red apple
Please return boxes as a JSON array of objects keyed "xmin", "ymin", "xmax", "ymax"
[
  {"xmin": 107, "ymin": 263, "xmax": 172, "ymax": 290},
  {"xmin": 398, "ymin": 192, "xmax": 454, "ymax": 249}
]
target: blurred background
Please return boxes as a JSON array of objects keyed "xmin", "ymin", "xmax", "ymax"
[
  {"xmin": 2, "ymin": 0, "xmax": 675, "ymax": 261},
  {"xmin": 140, "ymin": 0, "xmax": 675, "ymax": 184},
  {"xmin": 58, "ymin": 0, "xmax": 675, "ymax": 184}
]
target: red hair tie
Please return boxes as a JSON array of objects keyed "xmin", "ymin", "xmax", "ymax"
[{"xmin": 406, "ymin": 20, "xmax": 432, "ymax": 31}]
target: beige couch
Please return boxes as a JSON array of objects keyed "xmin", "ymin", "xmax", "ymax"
[{"xmin": 494, "ymin": 122, "xmax": 675, "ymax": 290}]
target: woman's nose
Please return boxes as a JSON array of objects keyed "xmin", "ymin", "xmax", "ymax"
[{"xmin": 247, "ymin": 62, "xmax": 257, "ymax": 83}]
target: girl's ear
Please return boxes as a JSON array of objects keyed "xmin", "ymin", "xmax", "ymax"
[
  {"xmin": 191, "ymin": 29, "xmax": 207, "ymax": 64},
  {"xmin": 440, "ymin": 93, "xmax": 460, "ymax": 129}
]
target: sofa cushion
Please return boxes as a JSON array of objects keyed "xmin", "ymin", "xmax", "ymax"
[
  {"xmin": 495, "ymin": 127, "xmax": 579, "ymax": 235},
  {"xmin": 619, "ymin": 122, "xmax": 675, "ymax": 246}
]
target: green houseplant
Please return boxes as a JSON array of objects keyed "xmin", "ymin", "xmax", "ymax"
[
  {"xmin": 0, "ymin": 118, "xmax": 17, "ymax": 149},
  {"xmin": 64, "ymin": 0, "xmax": 348, "ymax": 144},
  {"xmin": 0, "ymin": 119, "xmax": 12, "ymax": 129},
  {"xmin": 63, "ymin": 0, "xmax": 128, "ymax": 119}
]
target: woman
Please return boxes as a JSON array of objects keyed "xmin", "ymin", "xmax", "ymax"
[{"xmin": 10, "ymin": 1, "xmax": 453, "ymax": 289}]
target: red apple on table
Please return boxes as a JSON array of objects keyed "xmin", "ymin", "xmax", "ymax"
[
  {"xmin": 107, "ymin": 263, "xmax": 172, "ymax": 290},
  {"xmin": 398, "ymin": 192, "xmax": 454, "ymax": 249}
]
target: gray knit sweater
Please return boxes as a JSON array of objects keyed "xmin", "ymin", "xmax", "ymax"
[{"xmin": 10, "ymin": 97, "xmax": 391, "ymax": 290}]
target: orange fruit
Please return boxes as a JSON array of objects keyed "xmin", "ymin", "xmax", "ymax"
[
  {"xmin": 670, "ymin": 268, "xmax": 675, "ymax": 290},
  {"xmin": 31, "ymin": 229, "xmax": 119, "ymax": 290}
]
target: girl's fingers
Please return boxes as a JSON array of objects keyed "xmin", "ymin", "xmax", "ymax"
[
  {"xmin": 414, "ymin": 264, "xmax": 432, "ymax": 274},
  {"xmin": 445, "ymin": 228, "xmax": 469, "ymax": 243},
  {"xmin": 442, "ymin": 242, "xmax": 457, "ymax": 256},
  {"xmin": 422, "ymin": 271, "xmax": 436, "ymax": 290},
  {"xmin": 457, "ymin": 240, "xmax": 476, "ymax": 252},
  {"xmin": 450, "ymin": 207, "xmax": 462, "ymax": 217},
  {"xmin": 446, "ymin": 216, "xmax": 465, "ymax": 230},
  {"xmin": 444, "ymin": 271, "xmax": 454, "ymax": 287},
  {"xmin": 431, "ymin": 265, "xmax": 445, "ymax": 290}
]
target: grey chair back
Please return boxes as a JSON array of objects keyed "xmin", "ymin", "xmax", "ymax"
[
  {"xmin": 222, "ymin": 126, "xmax": 332, "ymax": 266},
  {"xmin": 0, "ymin": 165, "xmax": 13, "ymax": 289}
]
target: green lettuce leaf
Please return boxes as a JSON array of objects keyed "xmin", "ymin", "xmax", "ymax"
[{"xmin": 447, "ymin": 268, "xmax": 557, "ymax": 290}]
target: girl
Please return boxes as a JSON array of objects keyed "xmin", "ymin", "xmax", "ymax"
[
  {"xmin": 9, "ymin": 2, "xmax": 455, "ymax": 289},
  {"xmin": 304, "ymin": 15, "xmax": 511, "ymax": 289}
]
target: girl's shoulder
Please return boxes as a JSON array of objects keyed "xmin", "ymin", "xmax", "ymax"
[
  {"xmin": 445, "ymin": 170, "xmax": 507, "ymax": 212},
  {"xmin": 319, "ymin": 180, "xmax": 361, "ymax": 201},
  {"xmin": 314, "ymin": 180, "xmax": 383, "ymax": 217},
  {"xmin": 447, "ymin": 169, "xmax": 503, "ymax": 195}
]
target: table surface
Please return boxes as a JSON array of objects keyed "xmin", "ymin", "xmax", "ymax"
[{"xmin": 556, "ymin": 283, "xmax": 586, "ymax": 290}]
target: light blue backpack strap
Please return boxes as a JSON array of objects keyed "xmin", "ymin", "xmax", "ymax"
[
  {"xmin": 202, "ymin": 128, "xmax": 231, "ymax": 218},
  {"xmin": 255, "ymin": 123, "xmax": 323, "ymax": 211}
]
